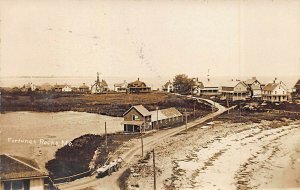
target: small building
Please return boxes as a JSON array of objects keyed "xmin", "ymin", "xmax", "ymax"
[
  {"xmin": 21, "ymin": 83, "xmax": 37, "ymax": 92},
  {"xmin": 114, "ymin": 80, "xmax": 128, "ymax": 92},
  {"xmin": 150, "ymin": 107, "xmax": 183, "ymax": 129},
  {"xmin": 53, "ymin": 84, "xmax": 72, "ymax": 92},
  {"xmin": 262, "ymin": 81, "xmax": 289, "ymax": 102},
  {"xmin": 121, "ymin": 105, "xmax": 183, "ymax": 132},
  {"xmin": 79, "ymin": 83, "xmax": 89, "ymax": 93},
  {"xmin": 122, "ymin": 105, "xmax": 152, "ymax": 132},
  {"xmin": 244, "ymin": 77, "xmax": 262, "ymax": 98},
  {"xmin": 128, "ymin": 78, "xmax": 151, "ymax": 94},
  {"xmin": 91, "ymin": 72, "xmax": 109, "ymax": 94},
  {"xmin": 233, "ymin": 81, "xmax": 251, "ymax": 101},
  {"xmin": 191, "ymin": 78, "xmax": 204, "ymax": 95},
  {"xmin": 0, "ymin": 154, "xmax": 49, "ymax": 190},
  {"xmin": 162, "ymin": 80, "xmax": 174, "ymax": 93}
]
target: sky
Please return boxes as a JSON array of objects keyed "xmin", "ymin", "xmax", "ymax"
[{"xmin": 0, "ymin": 0, "xmax": 299, "ymax": 79}]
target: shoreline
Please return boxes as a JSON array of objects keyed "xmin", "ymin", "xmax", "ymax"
[{"xmin": 123, "ymin": 118, "xmax": 300, "ymax": 190}]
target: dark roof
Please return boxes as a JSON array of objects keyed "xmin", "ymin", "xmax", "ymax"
[
  {"xmin": 123, "ymin": 105, "xmax": 151, "ymax": 117},
  {"xmin": 79, "ymin": 84, "xmax": 89, "ymax": 89},
  {"xmin": 263, "ymin": 83, "xmax": 279, "ymax": 91},
  {"xmin": 0, "ymin": 154, "xmax": 48, "ymax": 180},
  {"xmin": 128, "ymin": 79, "xmax": 147, "ymax": 88},
  {"xmin": 294, "ymin": 79, "xmax": 300, "ymax": 89}
]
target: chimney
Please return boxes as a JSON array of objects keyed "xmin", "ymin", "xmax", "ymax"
[
  {"xmin": 83, "ymin": 83, "xmax": 85, "ymax": 86},
  {"xmin": 252, "ymin": 77, "xmax": 256, "ymax": 80},
  {"xmin": 138, "ymin": 78, "xmax": 140, "ymax": 81}
]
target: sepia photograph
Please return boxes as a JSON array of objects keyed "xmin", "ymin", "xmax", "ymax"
[{"xmin": 0, "ymin": 0, "xmax": 299, "ymax": 190}]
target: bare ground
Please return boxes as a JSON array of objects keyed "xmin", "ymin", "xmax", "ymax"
[{"xmin": 125, "ymin": 118, "xmax": 300, "ymax": 190}]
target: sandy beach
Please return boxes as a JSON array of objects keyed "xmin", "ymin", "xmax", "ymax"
[{"xmin": 126, "ymin": 119, "xmax": 300, "ymax": 190}]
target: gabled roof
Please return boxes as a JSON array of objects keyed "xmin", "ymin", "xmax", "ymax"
[
  {"xmin": 150, "ymin": 107, "xmax": 182, "ymax": 121},
  {"xmin": 294, "ymin": 79, "xmax": 300, "ymax": 89},
  {"xmin": 123, "ymin": 105, "xmax": 151, "ymax": 117},
  {"xmin": 128, "ymin": 78, "xmax": 148, "ymax": 88},
  {"xmin": 262, "ymin": 82, "xmax": 288, "ymax": 91},
  {"xmin": 162, "ymin": 81, "xmax": 173, "ymax": 89},
  {"xmin": 0, "ymin": 154, "xmax": 48, "ymax": 181},
  {"xmin": 79, "ymin": 83, "xmax": 89, "ymax": 89}
]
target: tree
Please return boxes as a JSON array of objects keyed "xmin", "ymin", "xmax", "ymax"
[{"xmin": 173, "ymin": 74, "xmax": 195, "ymax": 94}]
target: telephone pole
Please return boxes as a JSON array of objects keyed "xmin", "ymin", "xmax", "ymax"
[
  {"xmin": 140, "ymin": 124, "xmax": 144, "ymax": 158},
  {"xmin": 193, "ymin": 101, "xmax": 196, "ymax": 120},
  {"xmin": 156, "ymin": 106, "xmax": 159, "ymax": 131},
  {"xmin": 105, "ymin": 122, "xmax": 108, "ymax": 153},
  {"xmin": 152, "ymin": 149, "xmax": 156, "ymax": 190},
  {"xmin": 185, "ymin": 108, "xmax": 188, "ymax": 134}
]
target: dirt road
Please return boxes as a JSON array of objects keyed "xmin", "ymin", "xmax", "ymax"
[{"xmin": 57, "ymin": 97, "xmax": 230, "ymax": 190}]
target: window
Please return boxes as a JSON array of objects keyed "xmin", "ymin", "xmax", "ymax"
[
  {"xmin": 132, "ymin": 115, "xmax": 139, "ymax": 121},
  {"xmin": 4, "ymin": 180, "xmax": 29, "ymax": 190}
]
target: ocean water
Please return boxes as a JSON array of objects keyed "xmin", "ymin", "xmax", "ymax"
[{"xmin": 0, "ymin": 75, "xmax": 298, "ymax": 90}]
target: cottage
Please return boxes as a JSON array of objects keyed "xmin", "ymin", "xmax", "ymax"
[
  {"xmin": 114, "ymin": 80, "xmax": 128, "ymax": 92},
  {"xmin": 121, "ymin": 105, "xmax": 183, "ymax": 132},
  {"xmin": 122, "ymin": 105, "xmax": 152, "ymax": 132},
  {"xmin": 53, "ymin": 84, "xmax": 72, "ymax": 92},
  {"xmin": 0, "ymin": 154, "xmax": 49, "ymax": 190},
  {"xmin": 233, "ymin": 81, "xmax": 251, "ymax": 101},
  {"xmin": 191, "ymin": 78, "xmax": 204, "ymax": 95},
  {"xmin": 21, "ymin": 83, "xmax": 37, "ymax": 92},
  {"xmin": 91, "ymin": 72, "xmax": 109, "ymax": 94},
  {"xmin": 128, "ymin": 78, "xmax": 151, "ymax": 93},
  {"xmin": 262, "ymin": 81, "xmax": 289, "ymax": 102},
  {"xmin": 162, "ymin": 80, "xmax": 174, "ymax": 93},
  {"xmin": 79, "ymin": 83, "xmax": 89, "ymax": 93},
  {"xmin": 244, "ymin": 77, "xmax": 262, "ymax": 98}
]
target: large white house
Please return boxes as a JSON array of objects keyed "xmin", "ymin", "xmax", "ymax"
[
  {"xmin": 244, "ymin": 77, "xmax": 262, "ymax": 98},
  {"xmin": 262, "ymin": 81, "xmax": 289, "ymax": 102}
]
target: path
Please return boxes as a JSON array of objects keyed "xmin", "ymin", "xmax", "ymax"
[{"xmin": 58, "ymin": 97, "xmax": 230, "ymax": 190}]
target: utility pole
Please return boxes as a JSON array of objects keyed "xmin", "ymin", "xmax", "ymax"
[
  {"xmin": 185, "ymin": 108, "xmax": 187, "ymax": 134},
  {"xmin": 105, "ymin": 122, "xmax": 108, "ymax": 153},
  {"xmin": 152, "ymin": 149, "xmax": 156, "ymax": 190},
  {"xmin": 193, "ymin": 101, "xmax": 196, "ymax": 120},
  {"xmin": 156, "ymin": 106, "xmax": 159, "ymax": 131},
  {"xmin": 226, "ymin": 97, "xmax": 230, "ymax": 114},
  {"xmin": 140, "ymin": 124, "xmax": 144, "ymax": 158}
]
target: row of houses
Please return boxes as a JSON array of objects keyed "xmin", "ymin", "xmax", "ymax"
[
  {"xmin": 162, "ymin": 77, "xmax": 297, "ymax": 102},
  {"xmin": 15, "ymin": 73, "xmax": 152, "ymax": 94}
]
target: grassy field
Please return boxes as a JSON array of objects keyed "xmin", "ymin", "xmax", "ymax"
[{"xmin": 2, "ymin": 92, "xmax": 211, "ymax": 117}]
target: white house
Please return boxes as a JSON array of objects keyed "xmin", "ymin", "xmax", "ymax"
[
  {"xmin": 262, "ymin": 81, "xmax": 289, "ymax": 102},
  {"xmin": 162, "ymin": 80, "xmax": 174, "ymax": 93},
  {"xmin": 233, "ymin": 81, "xmax": 251, "ymax": 101},
  {"xmin": 244, "ymin": 77, "xmax": 262, "ymax": 98},
  {"xmin": 0, "ymin": 154, "xmax": 49, "ymax": 190},
  {"xmin": 191, "ymin": 78, "xmax": 204, "ymax": 95},
  {"xmin": 54, "ymin": 84, "xmax": 72, "ymax": 92},
  {"xmin": 91, "ymin": 72, "xmax": 109, "ymax": 94},
  {"xmin": 114, "ymin": 80, "xmax": 128, "ymax": 92}
]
